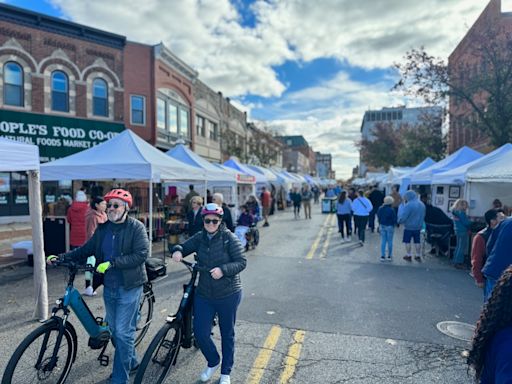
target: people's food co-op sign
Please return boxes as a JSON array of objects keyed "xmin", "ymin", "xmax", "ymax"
[{"xmin": 0, "ymin": 110, "xmax": 125, "ymax": 162}]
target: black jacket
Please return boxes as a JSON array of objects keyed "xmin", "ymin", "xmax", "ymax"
[
  {"xmin": 64, "ymin": 217, "xmax": 149, "ymax": 290},
  {"xmin": 180, "ymin": 226, "xmax": 246, "ymax": 299},
  {"xmin": 222, "ymin": 204, "xmax": 235, "ymax": 232},
  {"xmin": 187, "ymin": 209, "xmax": 204, "ymax": 236}
]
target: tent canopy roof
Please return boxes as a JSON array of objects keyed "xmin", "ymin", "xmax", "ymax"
[
  {"xmin": 223, "ymin": 158, "xmax": 267, "ymax": 183},
  {"xmin": 0, "ymin": 137, "xmax": 40, "ymax": 171},
  {"xmin": 411, "ymin": 147, "xmax": 482, "ymax": 185},
  {"xmin": 466, "ymin": 144, "xmax": 512, "ymax": 182},
  {"xmin": 41, "ymin": 130, "xmax": 204, "ymax": 181}
]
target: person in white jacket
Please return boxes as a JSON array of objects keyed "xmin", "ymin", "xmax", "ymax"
[{"xmin": 351, "ymin": 190, "xmax": 373, "ymax": 245}]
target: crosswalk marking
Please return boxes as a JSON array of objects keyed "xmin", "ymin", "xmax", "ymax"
[
  {"xmin": 246, "ymin": 325, "xmax": 282, "ymax": 384},
  {"xmin": 279, "ymin": 330, "xmax": 306, "ymax": 383}
]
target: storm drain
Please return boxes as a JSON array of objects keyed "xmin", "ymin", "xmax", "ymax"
[{"xmin": 436, "ymin": 321, "xmax": 475, "ymax": 342}]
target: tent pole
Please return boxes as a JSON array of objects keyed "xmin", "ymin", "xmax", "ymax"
[
  {"xmin": 29, "ymin": 170, "xmax": 48, "ymax": 321},
  {"xmin": 149, "ymin": 181, "xmax": 153, "ymax": 259}
]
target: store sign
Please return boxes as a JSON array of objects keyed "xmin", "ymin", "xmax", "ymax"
[
  {"xmin": 0, "ymin": 110, "xmax": 125, "ymax": 162},
  {"xmin": 236, "ymin": 173, "xmax": 256, "ymax": 183}
]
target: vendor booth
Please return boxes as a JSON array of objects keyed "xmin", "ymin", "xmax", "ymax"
[
  {"xmin": 40, "ymin": 130, "xmax": 205, "ymax": 255},
  {"xmin": 0, "ymin": 137, "xmax": 47, "ymax": 320}
]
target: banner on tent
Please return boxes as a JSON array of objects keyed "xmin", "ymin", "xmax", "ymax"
[
  {"xmin": 0, "ymin": 110, "xmax": 124, "ymax": 162},
  {"xmin": 236, "ymin": 174, "xmax": 256, "ymax": 183}
]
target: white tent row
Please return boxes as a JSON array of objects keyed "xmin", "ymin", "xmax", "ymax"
[{"xmin": 0, "ymin": 138, "xmax": 47, "ymax": 320}]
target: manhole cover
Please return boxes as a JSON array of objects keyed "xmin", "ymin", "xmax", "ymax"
[{"xmin": 436, "ymin": 321, "xmax": 475, "ymax": 341}]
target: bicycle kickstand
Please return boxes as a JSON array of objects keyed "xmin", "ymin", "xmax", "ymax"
[{"xmin": 97, "ymin": 343, "xmax": 110, "ymax": 367}]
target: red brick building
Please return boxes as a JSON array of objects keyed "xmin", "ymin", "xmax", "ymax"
[
  {"xmin": 448, "ymin": 0, "xmax": 511, "ymax": 153},
  {"xmin": 123, "ymin": 41, "xmax": 198, "ymax": 151}
]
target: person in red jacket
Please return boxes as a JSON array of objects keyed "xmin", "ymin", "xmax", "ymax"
[
  {"xmin": 67, "ymin": 190, "xmax": 89, "ymax": 249},
  {"xmin": 471, "ymin": 209, "xmax": 505, "ymax": 291},
  {"xmin": 260, "ymin": 186, "xmax": 272, "ymax": 227}
]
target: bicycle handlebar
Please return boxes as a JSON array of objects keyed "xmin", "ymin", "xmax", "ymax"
[
  {"xmin": 53, "ymin": 258, "xmax": 96, "ymax": 272},
  {"xmin": 180, "ymin": 259, "xmax": 209, "ymax": 272}
]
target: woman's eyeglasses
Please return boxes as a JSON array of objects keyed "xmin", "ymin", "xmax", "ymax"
[
  {"xmin": 107, "ymin": 203, "xmax": 122, "ymax": 209},
  {"xmin": 204, "ymin": 219, "xmax": 220, "ymax": 225}
]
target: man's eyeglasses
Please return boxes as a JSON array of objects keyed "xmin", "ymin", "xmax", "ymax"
[
  {"xmin": 204, "ymin": 219, "xmax": 220, "ymax": 225},
  {"xmin": 107, "ymin": 203, "xmax": 122, "ymax": 209}
]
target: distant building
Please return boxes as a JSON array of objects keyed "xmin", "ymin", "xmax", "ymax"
[
  {"xmin": 315, "ymin": 152, "xmax": 332, "ymax": 178},
  {"xmin": 448, "ymin": 0, "xmax": 509, "ymax": 154},
  {"xmin": 359, "ymin": 106, "xmax": 443, "ymax": 176},
  {"xmin": 276, "ymin": 135, "xmax": 316, "ymax": 174}
]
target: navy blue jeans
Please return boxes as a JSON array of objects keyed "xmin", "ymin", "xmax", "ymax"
[{"xmin": 194, "ymin": 291, "xmax": 242, "ymax": 375}]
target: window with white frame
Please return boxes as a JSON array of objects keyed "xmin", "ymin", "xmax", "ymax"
[
  {"xmin": 157, "ymin": 98, "xmax": 166, "ymax": 129},
  {"xmin": 3, "ymin": 62, "xmax": 23, "ymax": 107},
  {"xmin": 92, "ymin": 78, "xmax": 108, "ymax": 117},
  {"xmin": 168, "ymin": 103, "xmax": 178, "ymax": 134},
  {"xmin": 196, "ymin": 115, "xmax": 205, "ymax": 137},
  {"xmin": 130, "ymin": 95, "xmax": 145, "ymax": 125},
  {"xmin": 208, "ymin": 120, "xmax": 219, "ymax": 141},
  {"xmin": 179, "ymin": 108, "xmax": 189, "ymax": 139},
  {"xmin": 51, "ymin": 70, "xmax": 69, "ymax": 112}
]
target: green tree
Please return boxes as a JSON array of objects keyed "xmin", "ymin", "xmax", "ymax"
[{"xmin": 358, "ymin": 122, "xmax": 401, "ymax": 170}]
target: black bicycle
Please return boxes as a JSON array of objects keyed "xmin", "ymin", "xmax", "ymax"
[
  {"xmin": 1, "ymin": 259, "xmax": 155, "ymax": 384},
  {"xmin": 134, "ymin": 259, "xmax": 207, "ymax": 384}
]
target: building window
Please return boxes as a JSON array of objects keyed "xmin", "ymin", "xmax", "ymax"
[
  {"xmin": 196, "ymin": 115, "xmax": 205, "ymax": 137},
  {"xmin": 3, "ymin": 62, "xmax": 23, "ymax": 106},
  {"xmin": 168, "ymin": 103, "xmax": 178, "ymax": 134},
  {"xmin": 130, "ymin": 95, "xmax": 145, "ymax": 125},
  {"xmin": 208, "ymin": 121, "xmax": 219, "ymax": 141},
  {"xmin": 179, "ymin": 107, "xmax": 189, "ymax": 138},
  {"xmin": 157, "ymin": 98, "xmax": 166, "ymax": 129},
  {"xmin": 51, "ymin": 71, "xmax": 68, "ymax": 112},
  {"xmin": 92, "ymin": 78, "xmax": 108, "ymax": 117}
]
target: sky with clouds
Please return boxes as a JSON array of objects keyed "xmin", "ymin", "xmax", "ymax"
[{"xmin": 6, "ymin": 0, "xmax": 490, "ymax": 178}]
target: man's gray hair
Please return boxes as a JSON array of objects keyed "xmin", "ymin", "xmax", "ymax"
[{"xmin": 212, "ymin": 192, "xmax": 224, "ymax": 203}]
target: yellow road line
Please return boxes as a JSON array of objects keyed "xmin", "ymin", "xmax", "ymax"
[
  {"xmin": 306, "ymin": 214, "xmax": 332, "ymax": 259},
  {"xmin": 246, "ymin": 325, "xmax": 282, "ymax": 384},
  {"xmin": 279, "ymin": 330, "xmax": 306, "ymax": 383},
  {"xmin": 320, "ymin": 214, "xmax": 334, "ymax": 258}
]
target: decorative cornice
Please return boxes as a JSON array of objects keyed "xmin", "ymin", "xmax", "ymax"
[{"xmin": 154, "ymin": 43, "xmax": 198, "ymax": 83}]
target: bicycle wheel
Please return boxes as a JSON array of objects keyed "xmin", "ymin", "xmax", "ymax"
[
  {"xmin": 134, "ymin": 321, "xmax": 182, "ymax": 384},
  {"xmin": 135, "ymin": 285, "xmax": 154, "ymax": 347},
  {"xmin": 2, "ymin": 320, "xmax": 75, "ymax": 384}
]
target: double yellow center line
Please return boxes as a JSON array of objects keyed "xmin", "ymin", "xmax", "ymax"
[
  {"xmin": 306, "ymin": 213, "xmax": 335, "ymax": 259},
  {"xmin": 246, "ymin": 326, "xmax": 306, "ymax": 384}
]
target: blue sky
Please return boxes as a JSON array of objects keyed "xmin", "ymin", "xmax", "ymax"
[{"xmin": 4, "ymin": 0, "xmax": 487, "ymax": 178}]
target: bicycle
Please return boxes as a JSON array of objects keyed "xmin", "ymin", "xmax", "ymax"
[
  {"xmin": 134, "ymin": 259, "xmax": 208, "ymax": 384},
  {"xmin": 1, "ymin": 259, "xmax": 155, "ymax": 384}
]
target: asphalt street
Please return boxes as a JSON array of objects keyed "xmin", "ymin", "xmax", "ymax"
[{"xmin": 0, "ymin": 205, "xmax": 483, "ymax": 383}]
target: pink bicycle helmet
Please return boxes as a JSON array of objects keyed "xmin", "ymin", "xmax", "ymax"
[
  {"xmin": 201, "ymin": 203, "xmax": 224, "ymax": 217},
  {"xmin": 104, "ymin": 188, "xmax": 133, "ymax": 208}
]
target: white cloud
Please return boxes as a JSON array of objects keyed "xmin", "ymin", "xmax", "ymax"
[{"xmin": 49, "ymin": 0, "xmax": 486, "ymax": 178}]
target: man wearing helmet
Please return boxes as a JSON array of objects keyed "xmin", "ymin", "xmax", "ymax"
[
  {"xmin": 47, "ymin": 188, "xmax": 149, "ymax": 384},
  {"xmin": 171, "ymin": 203, "xmax": 246, "ymax": 384}
]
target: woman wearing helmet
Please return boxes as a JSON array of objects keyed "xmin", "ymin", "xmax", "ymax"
[
  {"xmin": 171, "ymin": 203, "xmax": 246, "ymax": 384},
  {"xmin": 47, "ymin": 188, "xmax": 149, "ymax": 384}
]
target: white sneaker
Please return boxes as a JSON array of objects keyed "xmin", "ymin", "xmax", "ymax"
[
  {"xmin": 219, "ymin": 375, "xmax": 231, "ymax": 384},
  {"xmin": 200, "ymin": 364, "xmax": 220, "ymax": 382},
  {"xmin": 341, "ymin": 238, "xmax": 346, "ymax": 243},
  {"xmin": 83, "ymin": 286, "xmax": 95, "ymax": 296},
  {"xmin": 347, "ymin": 236, "xmax": 351, "ymax": 241}
]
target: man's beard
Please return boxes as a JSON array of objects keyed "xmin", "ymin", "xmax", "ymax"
[{"xmin": 108, "ymin": 210, "xmax": 125, "ymax": 223}]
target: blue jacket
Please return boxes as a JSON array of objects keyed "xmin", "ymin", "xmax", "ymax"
[
  {"xmin": 481, "ymin": 326, "xmax": 512, "ymax": 384},
  {"xmin": 377, "ymin": 205, "xmax": 396, "ymax": 227},
  {"xmin": 483, "ymin": 218, "xmax": 512, "ymax": 280},
  {"xmin": 336, "ymin": 199, "xmax": 352, "ymax": 215},
  {"xmin": 452, "ymin": 210, "xmax": 471, "ymax": 234},
  {"xmin": 397, "ymin": 191, "xmax": 425, "ymax": 231}
]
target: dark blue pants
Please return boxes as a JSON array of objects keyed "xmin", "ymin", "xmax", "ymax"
[{"xmin": 194, "ymin": 291, "xmax": 242, "ymax": 375}]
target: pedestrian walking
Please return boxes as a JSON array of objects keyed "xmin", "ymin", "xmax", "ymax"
[
  {"xmin": 377, "ymin": 196, "xmax": 397, "ymax": 261},
  {"xmin": 482, "ymin": 216, "xmax": 512, "ymax": 301},
  {"xmin": 183, "ymin": 184, "xmax": 200, "ymax": 215},
  {"xmin": 390, "ymin": 186, "xmax": 402, "ymax": 226},
  {"xmin": 336, "ymin": 191, "xmax": 352, "ymax": 242},
  {"xmin": 47, "ymin": 188, "xmax": 149, "ymax": 384},
  {"xmin": 312, "ymin": 185, "xmax": 320, "ymax": 204},
  {"xmin": 67, "ymin": 190, "xmax": 89, "ymax": 250},
  {"xmin": 290, "ymin": 187, "xmax": 302, "ymax": 219},
  {"xmin": 260, "ymin": 186, "xmax": 272, "ymax": 227},
  {"xmin": 352, "ymin": 190, "xmax": 373, "ymax": 245},
  {"xmin": 301, "ymin": 184, "xmax": 313, "ymax": 219},
  {"xmin": 171, "ymin": 203, "xmax": 246, "ymax": 384},
  {"xmin": 368, "ymin": 185, "xmax": 384, "ymax": 233},
  {"xmin": 450, "ymin": 199, "xmax": 472, "ymax": 269},
  {"xmin": 83, "ymin": 195, "xmax": 107, "ymax": 296},
  {"xmin": 397, "ymin": 190, "xmax": 425, "ymax": 262},
  {"xmin": 467, "ymin": 265, "xmax": 512, "ymax": 383}
]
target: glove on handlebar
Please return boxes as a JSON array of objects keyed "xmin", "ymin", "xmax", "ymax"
[{"xmin": 96, "ymin": 261, "xmax": 112, "ymax": 274}]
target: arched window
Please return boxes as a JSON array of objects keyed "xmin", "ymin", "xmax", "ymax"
[
  {"xmin": 3, "ymin": 62, "xmax": 23, "ymax": 106},
  {"xmin": 92, "ymin": 78, "xmax": 108, "ymax": 116},
  {"xmin": 51, "ymin": 71, "xmax": 68, "ymax": 112}
]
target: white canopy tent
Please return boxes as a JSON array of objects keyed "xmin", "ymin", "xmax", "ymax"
[
  {"xmin": 465, "ymin": 147, "xmax": 512, "ymax": 217},
  {"xmin": 41, "ymin": 130, "xmax": 205, "ymax": 250},
  {"xmin": 224, "ymin": 157, "xmax": 268, "ymax": 195},
  {"xmin": 0, "ymin": 138, "xmax": 47, "ymax": 320}
]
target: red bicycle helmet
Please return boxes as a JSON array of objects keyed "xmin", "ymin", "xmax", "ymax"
[
  {"xmin": 201, "ymin": 203, "xmax": 223, "ymax": 217},
  {"xmin": 104, "ymin": 188, "xmax": 133, "ymax": 208}
]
